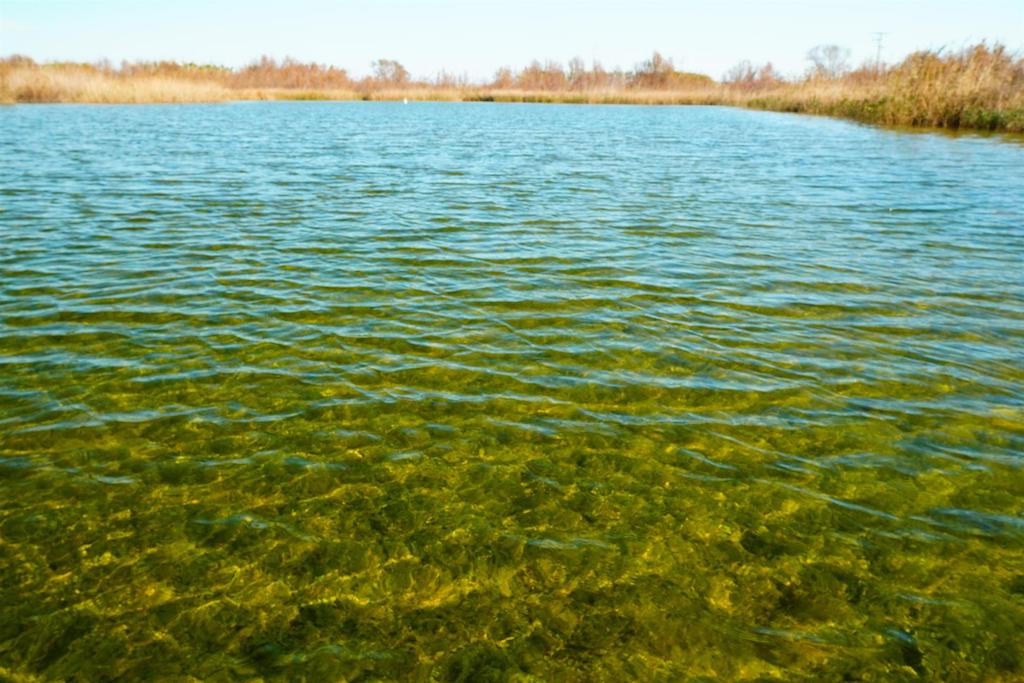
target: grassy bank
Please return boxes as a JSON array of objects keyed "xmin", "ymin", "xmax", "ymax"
[
  {"xmin": 741, "ymin": 44, "xmax": 1024, "ymax": 132},
  {"xmin": 2, "ymin": 45, "xmax": 1022, "ymax": 132}
]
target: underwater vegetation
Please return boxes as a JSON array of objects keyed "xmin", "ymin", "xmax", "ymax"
[{"xmin": 1, "ymin": 100, "xmax": 1023, "ymax": 681}]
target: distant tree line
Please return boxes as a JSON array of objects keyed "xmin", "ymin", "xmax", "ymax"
[
  {"xmin": 0, "ymin": 47, "xmax": 876, "ymax": 91},
  {"xmin": 721, "ymin": 43, "xmax": 877, "ymax": 90},
  {"xmin": 0, "ymin": 45, "xmax": 912, "ymax": 93},
  {"xmin": 0, "ymin": 51, "xmax": 717, "ymax": 91},
  {"xmin": 5, "ymin": 43, "xmax": 1023, "ymax": 133},
  {"xmin": 487, "ymin": 52, "xmax": 713, "ymax": 91}
]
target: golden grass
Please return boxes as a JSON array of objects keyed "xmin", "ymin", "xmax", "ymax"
[
  {"xmin": 243, "ymin": 88, "xmax": 361, "ymax": 101},
  {"xmin": 0, "ymin": 65, "xmax": 231, "ymax": 104},
  {"xmin": 3, "ymin": 44, "xmax": 1022, "ymax": 132},
  {"xmin": 875, "ymin": 44, "xmax": 1024, "ymax": 129},
  {"xmin": 734, "ymin": 44, "xmax": 1024, "ymax": 131}
]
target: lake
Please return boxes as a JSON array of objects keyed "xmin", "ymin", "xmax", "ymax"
[{"xmin": 1, "ymin": 102, "xmax": 1023, "ymax": 680}]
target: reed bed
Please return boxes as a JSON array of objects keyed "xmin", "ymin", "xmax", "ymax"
[
  {"xmin": 243, "ymin": 88, "xmax": 361, "ymax": 102},
  {"xmin": 2, "ymin": 45, "xmax": 1022, "ymax": 132},
  {"xmin": 0, "ymin": 64, "xmax": 231, "ymax": 104}
]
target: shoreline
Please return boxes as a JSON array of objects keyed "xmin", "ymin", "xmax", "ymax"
[
  {"xmin": 3, "ymin": 43, "xmax": 1022, "ymax": 133},
  {"xmin": 4, "ymin": 89, "xmax": 1022, "ymax": 137}
]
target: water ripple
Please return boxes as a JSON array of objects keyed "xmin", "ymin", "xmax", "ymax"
[{"xmin": 1, "ymin": 102, "xmax": 1023, "ymax": 681}]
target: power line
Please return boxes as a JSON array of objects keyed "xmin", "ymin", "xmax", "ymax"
[{"xmin": 872, "ymin": 32, "xmax": 889, "ymax": 68}]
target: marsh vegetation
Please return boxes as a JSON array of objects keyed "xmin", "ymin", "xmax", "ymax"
[{"xmin": 2, "ymin": 43, "xmax": 1022, "ymax": 131}]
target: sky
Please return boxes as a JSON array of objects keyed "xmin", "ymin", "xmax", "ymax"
[{"xmin": 1, "ymin": 0, "xmax": 1022, "ymax": 81}]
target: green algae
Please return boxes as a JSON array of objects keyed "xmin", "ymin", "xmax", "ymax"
[{"xmin": 3, "ymin": 442, "xmax": 1023, "ymax": 681}]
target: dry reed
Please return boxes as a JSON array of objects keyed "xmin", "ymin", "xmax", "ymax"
[{"xmin": 0, "ymin": 64, "xmax": 231, "ymax": 104}]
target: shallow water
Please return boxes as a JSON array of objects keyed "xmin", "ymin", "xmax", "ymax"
[{"xmin": 1, "ymin": 102, "xmax": 1023, "ymax": 681}]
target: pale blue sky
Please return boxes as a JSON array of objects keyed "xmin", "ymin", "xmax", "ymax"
[{"xmin": 1, "ymin": 0, "xmax": 1021, "ymax": 80}]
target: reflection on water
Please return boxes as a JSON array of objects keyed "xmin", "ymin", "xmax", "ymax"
[{"xmin": 1, "ymin": 102, "xmax": 1023, "ymax": 680}]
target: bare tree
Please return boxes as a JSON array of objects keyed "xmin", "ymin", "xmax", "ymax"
[
  {"xmin": 371, "ymin": 59, "xmax": 409, "ymax": 85},
  {"xmin": 589, "ymin": 60, "xmax": 613, "ymax": 89},
  {"xmin": 640, "ymin": 51, "xmax": 674, "ymax": 76},
  {"xmin": 434, "ymin": 70, "xmax": 469, "ymax": 88},
  {"xmin": 724, "ymin": 60, "xmax": 756, "ymax": 85},
  {"xmin": 518, "ymin": 60, "xmax": 567, "ymax": 90},
  {"xmin": 755, "ymin": 63, "xmax": 781, "ymax": 86},
  {"xmin": 632, "ymin": 51, "xmax": 676, "ymax": 88},
  {"xmin": 491, "ymin": 66, "xmax": 515, "ymax": 89},
  {"xmin": 806, "ymin": 45, "xmax": 851, "ymax": 79},
  {"xmin": 568, "ymin": 56, "xmax": 587, "ymax": 90},
  {"xmin": 724, "ymin": 60, "xmax": 781, "ymax": 89}
]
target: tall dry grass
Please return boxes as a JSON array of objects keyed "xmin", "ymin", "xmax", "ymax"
[
  {"xmin": 875, "ymin": 44, "xmax": 1024, "ymax": 130},
  {"xmin": 2, "ymin": 45, "xmax": 1022, "ymax": 132},
  {"xmin": 0, "ymin": 60, "xmax": 231, "ymax": 103},
  {"xmin": 750, "ymin": 44, "xmax": 1024, "ymax": 131}
]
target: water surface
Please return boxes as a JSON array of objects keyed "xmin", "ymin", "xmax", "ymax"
[{"xmin": 2, "ymin": 102, "xmax": 1023, "ymax": 681}]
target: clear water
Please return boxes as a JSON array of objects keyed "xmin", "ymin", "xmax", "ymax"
[{"xmin": 1, "ymin": 102, "xmax": 1023, "ymax": 681}]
